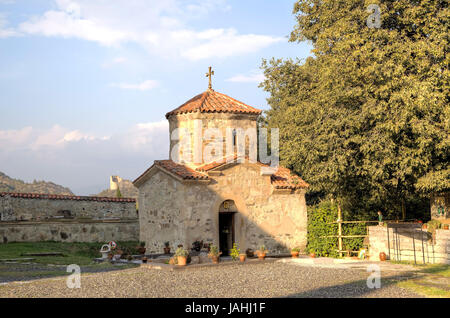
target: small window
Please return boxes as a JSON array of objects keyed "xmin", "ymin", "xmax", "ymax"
[{"xmin": 232, "ymin": 129, "xmax": 237, "ymax": 147}]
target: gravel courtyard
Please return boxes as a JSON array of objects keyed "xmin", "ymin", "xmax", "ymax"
[{"xmin": 0, "ymin": 261, "xmax": 422, "ymax": 298}]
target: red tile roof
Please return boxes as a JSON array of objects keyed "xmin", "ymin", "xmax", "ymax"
[
  {"xmin": 154, "ymin": 160, "xmax": 209, "ymax": 180},
  {"xmin": 133, "ymin": 160, "xmax": 209, "ymax": 185},
  {"xmin": 166, "ymin": 89, "xmax": 262, "ymax": 118},
  {"xmin": 195, "ymin": 154, "xmax": 239, "ymax": 172},
  {"xmin": 135, "ymin": 157, "xmax": 308, "ymax": 190},
  {"xmin": 197, "ymin": 157, "xmax": 308, "ymax": 189},
  {"xmin": 0, "ymin": 192, "xmax": 136, "ymax": 202},
  {"xmin": 270, "ymin": 167, "xmax": 309, "ymax": 190}
]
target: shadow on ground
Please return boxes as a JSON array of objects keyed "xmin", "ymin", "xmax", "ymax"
[{"xmin": 286, "ymin": 272, "xmax": 421, "ymax": 298}]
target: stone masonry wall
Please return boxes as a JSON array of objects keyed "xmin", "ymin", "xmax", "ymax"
[
  {"xmin": 139, "ymin": 163, "xmax": 307, "ymax": 254},
  {"xmin": 0, "ymin": 193, "xmax": 139, "ymax": 243},
  {"xmin": 168, "ymin": 112, "xmax": 259, "ymax": 168},
  {"xmin": 368, "ymin": 226, "xmax": 450, "ymax": 264},
  {"xmin": 0, "ymin": 220, "xmax": 138, "ymax": 243}
]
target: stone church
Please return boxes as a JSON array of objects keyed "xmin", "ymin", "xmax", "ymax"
[{"xmin": 133, "ymin": 71, "xmax": 309, "ymax": 255}]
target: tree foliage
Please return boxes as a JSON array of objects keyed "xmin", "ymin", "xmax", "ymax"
[{"xmin": 261, "ymin": 0, "xmax": 449, "ymax": 218}]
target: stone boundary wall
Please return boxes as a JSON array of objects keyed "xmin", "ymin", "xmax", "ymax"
[
  {"xmin": 368, "ymin": 226, "xmax": 450, "ymax": 265},
  {"xmin": 0, "ymin": 193, "xmax": 139, "ymax": 243}
]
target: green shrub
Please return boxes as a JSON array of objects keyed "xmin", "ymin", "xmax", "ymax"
[
  {"xmin": 209, "ymin": 245, "xmax": 220, "ymax": 256},
  {"xmin": 342, "ymin": 223, "xmax": 366, "ymax": 252},
  {"xmin": 174, "ymin": 247, "xmax": 188, "ymax": 257},
  {"xmin": 427, "ymin": 220, "xmax": 441, "ymax": 235},
  {"xmin": 307, "ymin": 201, "xmax": 366, "ymax": 257},
  {"xmin": 230, "ymin": 243, "xmax": 240, "ymax": 261},
  {"xmin": 307, "ymin": 201, "xmax": 339, "ymax": 257}
]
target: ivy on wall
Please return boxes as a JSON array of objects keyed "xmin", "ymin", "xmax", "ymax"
[{"xmin": 307, "ymin": 201, "xmax": 366, "ymax": 257}]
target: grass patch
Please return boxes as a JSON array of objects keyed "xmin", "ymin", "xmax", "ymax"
[
  {"xmin": 0, "ymin": 242, "xmax": 142, "ymax": 283},
  {"xmin": 397, "ymin": 280, "xmax": 450, "ymax": 298},
  {"xmin": 388, "ymin": 261, "xmax": 450, "ymax": 277},
  {"xmin": 418, "ymin": 264, "xmax": 450, "ymax": 277},
  {"xmin": 0, "ymin": 241, "xmax": 139, "ymax": 265},
  {"xmin": 388, "ymin": 260, "xmax": 428, "ymax": 266}
]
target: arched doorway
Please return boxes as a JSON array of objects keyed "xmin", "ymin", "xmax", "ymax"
[{"xmin": 219, "ymin": 200, "xmax": 237, "ymax": 256}]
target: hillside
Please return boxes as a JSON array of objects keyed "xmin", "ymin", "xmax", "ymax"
[
  {"xmin": 0, "ymin": 171, "xmax": 74, "ymax": 195},
  {"xmin": 95, "ymin": 179, "xmax": 138, "ymax": 199}
]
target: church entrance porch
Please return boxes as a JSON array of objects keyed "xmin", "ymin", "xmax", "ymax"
[{"xmin": 219, "ymin": 212, "xmax": 235, "ymax": 256}]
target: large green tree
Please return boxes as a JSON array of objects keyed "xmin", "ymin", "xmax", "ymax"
[{"xmin": 261, "ymin": 0, "xmax": 449, "ymax": 219}]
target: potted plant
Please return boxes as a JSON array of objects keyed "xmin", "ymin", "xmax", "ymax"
[
  {"xmin": 256, "ymin": 245, "xmax": 267, "ymax": 260},
  {"xmin": 230, "ymin": 243, "xmax": 240, "ymax": 261},
  {"xmin": 291, "ymin": 247, "xmax": 301, "ymax": 258},
  {"xmin": 192, "ymin": 240, "xmax": 203, "ymax": 252},
  {"xmin": 142, "ymin": 257, "xmax": 148, "ymax": 264},
  {"xmin": 239, "ymin": 254, "xmax": 246, "ymax": 262},
  {"xmin": 114, "ymin": 249, "xmax": 123, "ymax": 260},
  {"xmin": 422, "ymin": 223, "xmax": 428, "ymax": 230},
  {"xmin": 444, "ymin": 224, "xmax": 449, "ymax": 230},
  {"xmin": 137, "ymin": 242, "xmax": 146, "ymax": 255},
  {"xmin": 379, "ymin": 252, "xmax": 387, "ymax": 261},
  {"xmin": 309, "ymin": 249, "xmax": 316, "ymax": 258},
  {"xmin": 175, "ymin": 247, "xmax": 189, "ymax": 266},
  {"xmin": 163, "ymin": 242, "xmax": 171, "ymax": 254},
  {"xmin": 208, "ymin": 245, "xmax": 221, "ymax": 264},
  {"xmin": 245, "ymin": 248, "xmax": 254, "ymax": 258}
]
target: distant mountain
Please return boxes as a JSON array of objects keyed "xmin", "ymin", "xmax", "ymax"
[
  {"xmin": 0, "ymin": 171, "xmax": 74, "ymax": 195},
  {"xmin": 95, "ymin": 179, "xmax": 138, "ymax": 199}
]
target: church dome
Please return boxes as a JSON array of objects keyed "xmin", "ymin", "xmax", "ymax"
[{"xmin": 165, "ymin": 89, "xmax": 262, "ymax": 119}]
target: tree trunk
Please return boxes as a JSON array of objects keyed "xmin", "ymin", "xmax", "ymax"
[
  {"xmin": 401, "ymin": 199, "xmax": 406, "ymax": 221},
  {"xmin": 337, "ymin": 203, "xmax": 343, "ymax": 257}
]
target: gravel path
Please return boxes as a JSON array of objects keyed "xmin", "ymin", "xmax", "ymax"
[
  {"xmin": 0, "ymin": 263, "xmax": 138, "ymax": 284},
  {"xmin": 0, "ymin": 261, "xmax": 422, "ymax": 298}
]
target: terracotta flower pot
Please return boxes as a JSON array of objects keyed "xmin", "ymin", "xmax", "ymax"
[
  {"xmin": 257, "ymin": 252, "xmax": 266, "ymax": 260},
  {"xmin": 239, "ymin": 254, "xmax": 246, "ymax": 262},
  {"xmin": 177, "ymin": 256, "xmax": 187, "ymax": 266},
  {"xmin": 309, "ymin": 252, "xmax": 316, "ymax": 258},
  {"xmin": 379, "ymin": 252, "xmax": 387, "ymax": 261},
  {"xmin": 137, "ymin": 247, "xmax": 146, "ymax": 255},
  {"xmin": 443, "ymin": 224, "xmax": 449, "ymax": 230},
  {"xmin": 211, "ymin": 255, "xmax": 220, "ymax": 264},
  {"xmin": 291, "ymin": 251, "xmax": 299, "ymax": 258},
  {"xmin": 422, "ymin": 224, "xmax": 428, "ymax": 230}
]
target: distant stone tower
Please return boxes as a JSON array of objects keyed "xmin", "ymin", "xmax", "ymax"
[{"xmin": 110, "ymin": 176, "xmax": 122, "ymax": 191}]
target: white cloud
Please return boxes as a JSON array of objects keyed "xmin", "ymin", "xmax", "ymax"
[
  {"xmin": 0, "ymin": 126, "xmax": 33, "ymax": 149},
  {"xmin": 185, "ymin": 0, "xmax": 231, "ymax": 17},
  {"xmin": 109, "ymin": 80, "xmax": 159, "ymax": 91},
  {"xmin": 10, "ymin": 0, "xmax": 281, "ymax": 60},
  {"xmin": 101, "ymin": 56, "xmax": 127, "ymax": 68},
  {"xmin": 0, "ymin": 121, "xmax": 169, "ymax": 194},
  {"xmin": 0, "ymin": 12, "xmax": 18, "ymax": 38},
  {"xmin": 180, "ymin": 29, "xmax": 282, "ymax": 60},
  {"xmin": 110, "ymin": 57, "xmax": 127, "ymax": 64},
  {"xmin": 226, "ymin": 70, "xmax": 266, "ymax": 83},
  {"xmin": 19, "ymin": 10, "xmax": 129, "ymax": 46}
]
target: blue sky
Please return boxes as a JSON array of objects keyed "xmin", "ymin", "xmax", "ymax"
[{"xmin": 0, "ymin": 0, "xmax": 312, "ymax": 194}]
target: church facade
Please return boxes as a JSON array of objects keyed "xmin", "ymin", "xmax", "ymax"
[{"xmin": 133, "ymin": 82, "xmax": 309, "ymax": 255}]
